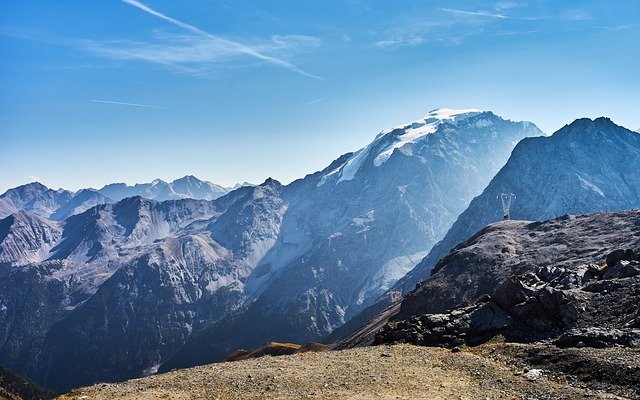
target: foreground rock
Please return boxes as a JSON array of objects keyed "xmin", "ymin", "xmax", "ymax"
[{"xmin": 57, "ymin": 343, "xmax": 627, "ymax": 400}]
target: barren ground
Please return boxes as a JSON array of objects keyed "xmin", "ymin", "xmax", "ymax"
[{"xmin": 58, "ymin": 342, "xmax": 636, "ymax": 400}]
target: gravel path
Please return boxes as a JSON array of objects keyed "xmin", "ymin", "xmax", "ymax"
[{"xmin": 57, "ymin": 343, "xmax": 629, "ymax": 400}]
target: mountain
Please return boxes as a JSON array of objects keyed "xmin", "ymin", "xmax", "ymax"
[
  {"xmin": 335, "ymin": 117, "xmax": 640, "ymax": 347},
  {"xmin": 1, "ymin": 108, "xmax": 541, "ymax": 391},
  {"xmin": 0, "ymin": 183, "xmax": 113, "ymax": 221},
  {"xmin": 98, "ymin": 175, "xmax": 230, "ymax": 201},
  {"xmin": 159, "ymin": 108, "xmax": 541, "ymax": 372}
]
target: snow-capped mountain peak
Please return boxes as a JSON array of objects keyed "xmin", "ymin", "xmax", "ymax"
[
  {"xmin": 374, "ymin": 108, "xmax": 482, "ymax": 166},
  {"xmin": 319, "ymin": 107, "xmax": 488, "ymax": 186}
]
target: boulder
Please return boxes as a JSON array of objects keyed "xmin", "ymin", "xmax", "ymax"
[{"xmin": 554, "ymin": 327, "xmax": 640, "ymax": 348}]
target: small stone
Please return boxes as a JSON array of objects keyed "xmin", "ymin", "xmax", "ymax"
[
  {"xmin": 451, "ymin": 346, "xmax": 461, "ymax": 353},
  {"xmin": 523, "ymin": 369, "xmax": 543, "ymax": 381}
]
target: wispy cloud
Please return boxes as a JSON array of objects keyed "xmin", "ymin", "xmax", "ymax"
[
  {"xmin": 373, "ymin": 3, "xmax": 596, "ymax": 50},
  {"xmin": 305, "ymin": 98, "xmax": 324, "ymax": 105},
  {"xmin": 89, "ymin": 99, "xmax": 170, "ymax": 109},
  {"xmin": 373, "ymin": 20, "xmax": 443, "ymax": 50},
  {"xmin": 560, "ymin": 9, "xmax": 591, "ymax": 21},
  {"xmin": 595, "ymin": 23, "xmax": 639, "ymax": 32},
  {"xmin": 120, "ymin": 0, "xmax": 323, "ymax": 80},
  {"xmin": 440, "ymin": 8, "xmax": 508, "ymax": 19},
  {"xmin": 494, "ymin": 2, "xmax": 525, "ymax": 11},
  {"xmin": 375, "ymin": 35, "xmax": 425, "ymax": 50}
]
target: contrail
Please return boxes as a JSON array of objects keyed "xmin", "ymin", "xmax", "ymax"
[
  {"xmin": 89, "ymin": 99, "xmax": 169, "ymax": 109},
  {"xmin": 122, "ymin": 0, "xmax": 323, "ymax": 80}
]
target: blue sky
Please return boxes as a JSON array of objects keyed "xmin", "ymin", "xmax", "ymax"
[{"xmin": 1, "ymin": 0, "xmax": 639, "ymax": 191}]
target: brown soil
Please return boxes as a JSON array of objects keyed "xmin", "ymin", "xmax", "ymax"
[{"xmin": 58, "ymin": 342, "xmax": 632, "ymax": 400}]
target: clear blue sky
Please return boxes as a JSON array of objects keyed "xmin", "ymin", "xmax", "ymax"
[{"xmin": 1, "ymin": 0, "xmax": 639, "ymax": 191}]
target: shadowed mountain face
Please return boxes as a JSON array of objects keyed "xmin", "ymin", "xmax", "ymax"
[
  {"xmin": 0, "ymin": 109, "xmax": 540, "ymax": 392},
  {"xmin": 334, "ymin": 117, "xmax": 640, "ymax": 348}
]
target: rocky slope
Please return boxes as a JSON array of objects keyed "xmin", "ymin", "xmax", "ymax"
[
  {"xmin": 0, "ymin": 196, "xmax": 222, "ymax": 388},
  {"xmin": 33, "ymin": 182, "xmax": 285, "ymax": 391},
  {"xmin": 333, "ymin": 117, "xmax": 640, "ymax": 345},
  {"xmin": 352, "ymin": 209, "xmax": 640, "ymax": 357}
]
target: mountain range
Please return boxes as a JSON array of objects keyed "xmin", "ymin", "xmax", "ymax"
[
  {"xmin": 2, "ymin": 109, "xmax": 640, "ymax": 394},
  {"xmin": 0, "ymin": 176, "xmax": 250, "ymax": 223},
  {"xmin": 97, "ymin": 175, "xmax": 239, "ymax": 202}
]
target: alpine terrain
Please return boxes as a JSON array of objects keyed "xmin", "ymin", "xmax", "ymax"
[{"xmin": 0, "ymin": 108, "xmax": 540, "ymax": 392}]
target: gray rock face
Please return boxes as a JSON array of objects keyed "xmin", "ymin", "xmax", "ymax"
[
  {"xmin": 555, "ymin": 328, "xmax": 640, "ymax": 348},
  {"xmin": 0, "ymin": 196, "xmax": 222, "ymax": 387},
  {"xmin": 372, "ymin": 210, "xmax": 640, "ymax": 350},
  {"xmin": 0, "ymin": 212, "xmax": 62, "ymax": 266}
]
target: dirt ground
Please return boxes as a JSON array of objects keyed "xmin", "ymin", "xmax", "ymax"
[{"xmin": 57, "ymin": 342, "xmax": 636, "ymax": 400}]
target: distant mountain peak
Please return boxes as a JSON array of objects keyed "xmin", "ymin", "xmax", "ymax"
[
  {"xmin": 318, "ymin": 108, "xmax": 520, "ymax": 187},
  {"xmin": 260, "ymin": 177, "xmax": 281, "ymax": 187},
  {"xmin": 97, "ymin": 176, "xmax": 229, "ymax": 201},
  {"xmin": 171, "ymin": 175, "xmax": 198, "ymax": 184},
  {"xmin": 232, "ymin": 182, "xmax": 255, "ymax": 190},
  {"xmin": 373, "ymin": 108, "xmax": 484, "ymax": 166},
  {"xmin": 0, "ymin": 181, "xmax": 49, "ymax": 198}
]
